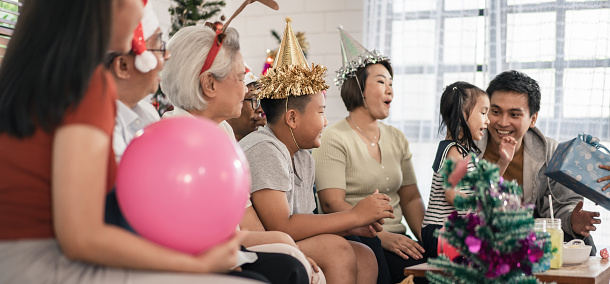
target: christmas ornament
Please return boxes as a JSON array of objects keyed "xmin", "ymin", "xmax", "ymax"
[{"xmin": 601, "ymin": 248, "xmax": 609, "ymax": 259}]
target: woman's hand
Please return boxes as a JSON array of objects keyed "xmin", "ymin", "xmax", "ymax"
[
  {"xmin": 378, "ymin": 230, "xmax": 425, "ymax": 260},
  {"xmin": 195, "ymin": 231, "xmax": 246, "ymax": 273}
]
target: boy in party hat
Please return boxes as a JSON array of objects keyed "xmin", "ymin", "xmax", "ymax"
[{"xmin": 240, "ymin": 17, "xmax": 394, "ymax": 284}]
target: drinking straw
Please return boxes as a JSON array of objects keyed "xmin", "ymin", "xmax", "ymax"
[{"xmin": 549, "ymin": 195, "xmax": 555, "ymax": 221}]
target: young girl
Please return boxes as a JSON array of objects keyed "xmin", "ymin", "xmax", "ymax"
[{"xmin": 421, "ymin": 81, "xmax": 516, "ymax": 257}]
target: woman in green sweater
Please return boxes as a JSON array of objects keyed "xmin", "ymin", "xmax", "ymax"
[{"xmin": 312, "ymin": 27, "xmax": 427, "ymax": 284}]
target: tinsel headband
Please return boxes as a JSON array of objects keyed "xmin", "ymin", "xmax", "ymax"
[
  {"xmin": 335, "ymin": 25, "xmax": 389, "ymax": 88},
  {"xmin": 258, "ymin": 17, "xmax": 329, "ymax": 100},
  {"xmin": 199, "ymin": 0, "xmax": 279, "ymax": 75}
]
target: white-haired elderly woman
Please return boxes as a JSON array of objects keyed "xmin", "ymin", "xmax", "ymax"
[{"xmin": 160, "ymin": 25, "xmax": 325, "ymax": 284}]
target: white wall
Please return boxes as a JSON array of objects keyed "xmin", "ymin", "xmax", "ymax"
[
  {"xmin": 150, "ymin": 0, "xmax": 171, "ymax": 40},
  {"xmin": 152, "ymin": 0, "xmax": 365, "ymax": 124}
]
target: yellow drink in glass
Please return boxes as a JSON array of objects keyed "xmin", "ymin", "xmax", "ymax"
[
  {"xmin": 534, "ymin": 218, "xmax": 563, "ymax": 269},
  {"xmin": 548, "ymin": 227, "xmax": 563, "ymax": 269}
]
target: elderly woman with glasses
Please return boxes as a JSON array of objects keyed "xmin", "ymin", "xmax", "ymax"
[
  {"xmin": 227, "ymin": 65, "xmax": 267, "ymax": 141},
  {"xmin": 160, "ymin": 25, "xmax": 324, "ymax": 284}
]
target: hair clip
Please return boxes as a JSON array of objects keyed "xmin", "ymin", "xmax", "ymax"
[{"xmin": 453, "ymin": 87, "xmax": 458, "ymax": 91}]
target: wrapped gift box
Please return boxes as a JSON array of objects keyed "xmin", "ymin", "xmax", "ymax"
[{"xmin": 545, "ymin": 135, "xmax": 610, "ymax": 211}]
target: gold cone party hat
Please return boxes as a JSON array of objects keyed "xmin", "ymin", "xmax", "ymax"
[
  {"xmin": 335, "ymin": 25, "xmax": 388, "ymax": 88},
  {"xmin": 258, "ymin": 17, "xmax": 328, "ymax": 100},
  {"xmin": 274, "ymin": 17, "xmax": 309, "ymax": 70}
]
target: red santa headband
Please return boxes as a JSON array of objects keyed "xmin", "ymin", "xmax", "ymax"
[{"xmin": 132, "ymin": 0, "xmax": 160, "ymax": 73}]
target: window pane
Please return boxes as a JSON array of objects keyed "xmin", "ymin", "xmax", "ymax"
[
  {"xmin": 444, "ymin": 0, "xmax": 485, "ymax": 11},
  {"xmin": 391, "ymin": 74, "xmax": 436, "ymax": 120},
  {"xmin": 507, "ymin": 0, "xmax": 554, "ymax": 5},
  {"xmin": 442, "ymin": 72, "xmax": 487, "ymax": 90},
  {"xmin": 393, "ymin": 0, "xmax": 436, "ymax": 13},
  {"xmin": 563, "ymin": 68, "xmax": 610, "ymax": 118},
  {"xmin": 443, "ymin": 16, "xmax": 486, "ymax": 65},
  {"xmin": 565, "ymin": 9, "xmax": 610, "ymax": 60},
  {"xmin": 519, "ymin": 68, "xmax": 556, "ymax": 118},
  {"xmin": 392, "ymin": 19, "xmax": 436, "ymax": 65},
  {"xmin": 507, "ymin": 12, "xmax": 556, "ymax": 62}
]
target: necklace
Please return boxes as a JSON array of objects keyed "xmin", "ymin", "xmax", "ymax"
[{"xmin": 347, "ymin": 116, "xmax": 379, "ymax": 147}]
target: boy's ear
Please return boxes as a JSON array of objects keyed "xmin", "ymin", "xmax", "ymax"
[
  {"xmin": 200, "ymin": 73, "xmax": 217, "ymax": 98},
  {"xmin": 285, "ymin": 109, "xmax": 298, "ymax": 129}
]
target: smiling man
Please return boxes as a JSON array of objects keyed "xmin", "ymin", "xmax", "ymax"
[{"xmin": 476, "ymin": 70, "xmax": 601, "ymax": 253}]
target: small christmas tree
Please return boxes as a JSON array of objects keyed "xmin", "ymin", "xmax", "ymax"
[
  {"xmin": 426, "ymin": 155, "xmax": 554, "ymax": 284},
  {"xmin": 168, "ymin": 0, "xmax": 226, "ymax": 36}
]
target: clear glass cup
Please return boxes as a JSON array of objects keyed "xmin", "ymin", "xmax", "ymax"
[{"xmin": 534, "ymin": 218, "xmax": 563, "ymax": 269}]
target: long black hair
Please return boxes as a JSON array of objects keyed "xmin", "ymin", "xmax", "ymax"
[
  {"xmin": 0, "ymin": 0, "xmax": 112, "ymax": 138},
  {"xmin": 439, "ymin": 81, "xmax": 487, "ymax": 155}
]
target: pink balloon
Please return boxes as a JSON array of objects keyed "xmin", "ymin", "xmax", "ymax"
[{"xmin": 116, "ymin": 116, "xmax": 250, "ymax": 254}]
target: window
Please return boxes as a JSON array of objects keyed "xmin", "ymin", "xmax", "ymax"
[
  {"xmin": 365, "ymin": 0, "xmax": 610, "ymax": 246},
  {"xmin": 0, "ymin": 0, "xmax": 21, "ymax": 64}
]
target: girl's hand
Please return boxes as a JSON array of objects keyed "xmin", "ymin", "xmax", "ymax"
[
  {"xmin": 195, "ymin": 231, "xmax": 246, "ymax": 273},
  {"xmin": 498, "ymin": 136, "xmax": 517, "ymax": 164}
]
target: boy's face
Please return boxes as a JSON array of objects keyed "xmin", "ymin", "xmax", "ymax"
[
  {"xmin": 295, "ymin": 91, "xmax": 327, "ymax": 149},
  {"xmin": 488, "ymin": 91, "xmax": 538, "ymax": 151}
]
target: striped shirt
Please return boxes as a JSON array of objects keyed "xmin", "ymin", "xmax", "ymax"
[{"xmin": 422, "ymin": 140, "xmax": 475, "ymax": 227}]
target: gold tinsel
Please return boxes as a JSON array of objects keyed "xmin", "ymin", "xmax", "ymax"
[{"xmin": 258, "ymin": 63, "xmax": 329, "ymax": 100}]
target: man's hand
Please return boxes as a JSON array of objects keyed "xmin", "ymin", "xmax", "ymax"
[
  {"xmin": 571, "ymin": 201, "xmax": 601, "ymax": 237},
  {"xmin": 597, "ymin": 164, "xmax": 610, "ymax": 191}
]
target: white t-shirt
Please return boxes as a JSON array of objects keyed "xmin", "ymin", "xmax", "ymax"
[{"xmin": 113, "ymin": 99, "xmax": 160, "ymax": 163}]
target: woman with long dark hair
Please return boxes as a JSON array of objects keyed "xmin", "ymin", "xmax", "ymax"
[{"xmin": 0, "ymin": 1, "xmax": 258, "ymax": 283}]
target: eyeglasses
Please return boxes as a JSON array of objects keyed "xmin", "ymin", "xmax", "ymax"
[
  {"xmin": 244, "ymin": 97, "xmax": 261, "ymax": 110},
  {"xmin": 148, "ymin": 41, "xmax": 166, "ymax": 57}
]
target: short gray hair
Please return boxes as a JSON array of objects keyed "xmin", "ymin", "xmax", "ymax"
[{"xmin": 160, "ymin": 25, "xmax": 241, "ymax": 111}]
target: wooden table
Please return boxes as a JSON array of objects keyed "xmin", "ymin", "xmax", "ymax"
[{"xmin": 404, "ymin": 257, "xmax": 610, "ymax": 284}]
